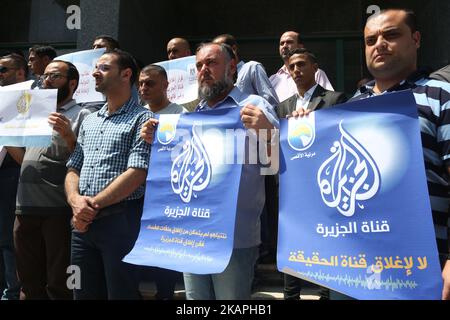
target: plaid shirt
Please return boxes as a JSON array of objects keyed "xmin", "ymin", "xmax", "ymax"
[{"xmin": 67, "ymin": 97, "xmax": 152, "ymax": 200}]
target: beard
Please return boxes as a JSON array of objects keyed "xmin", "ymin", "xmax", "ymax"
[
  {"xmin": 57, "ymin": 81, "xmax": 71, "ymax": 104},
  {"xmin": 198, "ymin": 69, "xmax": 234, "ymax": 102},
  {"xmin": 281, "ymin": 51, "xmax": 289, "ymax": 61},
  {"xmin": 0, "ymin": 74, "xmax": 17, "ymax": 87}
]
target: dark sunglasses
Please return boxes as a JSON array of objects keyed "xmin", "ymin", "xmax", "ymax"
[{"xmin": 0, "ymin": 66, "xmax": 12, "ymax": 73}]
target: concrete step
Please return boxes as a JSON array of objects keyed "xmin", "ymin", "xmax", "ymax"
[{"xmin": 139, "ymin": 263, "xmax": 320, "ymax": 300}]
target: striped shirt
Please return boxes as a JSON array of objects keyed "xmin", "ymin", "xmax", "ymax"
[
  {"xmin": 67, "ymin": 97, "xmax": 152, "ymax": 201},
  {"xmin": 351, "ymin": 71, "xmax": 450, "ymax": 257}
]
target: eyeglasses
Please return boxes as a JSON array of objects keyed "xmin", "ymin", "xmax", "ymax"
[
  {"xmin": 40, "ymin": 73, "xmax": 67, "ymax": 81},
  {"xmin": 0, "ymin": 66, "xmax": 16, "ymax": 74},
  {"xmin": 94, "ymin": 64, "xmax": 113, "ymax": 72}
]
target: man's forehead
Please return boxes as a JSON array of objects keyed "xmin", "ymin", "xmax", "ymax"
[
  {"xmin": 213, "ymin": 37, "xmax": 226, "ymax": 44},
  {"xmin": 289, "ymin": 54, "xmax": 308, "ymax": 63},
  {"xmin": 0, "ymin": 58, "xmax": 13, "ymax": 66},
  {"xmin": 167, "ymin": 41, "xmax": 177, "ymax": 49},
  {"xmin": 197, "ymin": 45, "xmax": 222, "ymax": 59},
  {"xmin": 365, "ymin": 11, "xmax": 407, "ymax": 34},
  {"xmin": 94, "ymin": 39, "xmax": 106, "ymax": 46},
  {"xmin": 98, "ymin": 54, "xmax": 116, "ymax": 64},
  {"xmin": 139, "ymin": 72, "xmax": 159, "ymax": 80},
  {"xmin": 45, "ymin": 62, "xmax": 66, "ymax": 72},
  {"xmin": 281, "ymin": 32, "xmax": 298, "ymax": 42},
  {"xmin": 168, "ymin": 40, "xmax": 184, "ymax": 49}
]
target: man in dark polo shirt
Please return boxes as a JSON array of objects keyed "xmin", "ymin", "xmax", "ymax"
[
  {"xmin": 0, "ymin": 53, "xmax": 28, "ymax": 300},
  {"xmin": 8, "ymin": 60, "xmax": 90, "ymax": 299}
]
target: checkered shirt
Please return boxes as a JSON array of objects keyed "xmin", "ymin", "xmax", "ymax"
[{"xmin": 67, "ymin": 97, "xmax": 152, "ymax": 200}]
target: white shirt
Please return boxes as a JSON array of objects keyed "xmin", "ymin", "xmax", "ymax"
[
  {"xmin": 269, "ymin": 66, "xmax": 334, "ymax": 103},
  {"xmin": 295, "ymin": 84, "xmax": 318, "ymax": 111}
]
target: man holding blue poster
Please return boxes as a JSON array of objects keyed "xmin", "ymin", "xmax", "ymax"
[
  {"xmin": 352, "ymin": 8, "xmax": 450, "ymax": 299},
  {"xmin": 278, "ymin": 48, "xmax": 347, "ymax": 300},
  {"xmin": 278, "ymin": 8, "xmax": 448, "ymax": 300},
  {"xmin": 140, "ymin": 42, "xmax": 278, "ymax": 300}
]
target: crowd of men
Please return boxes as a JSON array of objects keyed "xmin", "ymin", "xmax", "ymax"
[{"xmin": 0, "ymin": 8, "xmax": 449, "ymax": 300}]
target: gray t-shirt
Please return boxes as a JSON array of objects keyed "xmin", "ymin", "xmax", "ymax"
[
  {"xmin": 145, "ymin": 102, "xmax": 187, "ymax": 114},
  {"xmin": 16, "ymin": 100, "xmax": 91, "ymax": 215}
]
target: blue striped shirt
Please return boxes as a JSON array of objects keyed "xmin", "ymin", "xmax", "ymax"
[
  {"xmin": 351, "ymin": 71, "xmax": 450, "ymax": 256},
  {"xmin": 67, "ymin": 97, "xmax": 152, "ymax": 200}
]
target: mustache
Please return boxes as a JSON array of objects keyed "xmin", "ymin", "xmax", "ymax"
[{"xmin": 200, "ymin": 73, "xmax": 213, "ymax": 82}]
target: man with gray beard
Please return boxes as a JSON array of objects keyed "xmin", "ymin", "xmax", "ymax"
[{"xmin": 141, "ymin": 43, "xmax": 278, "ymax": 300}]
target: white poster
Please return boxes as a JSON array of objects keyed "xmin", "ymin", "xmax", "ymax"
[
  {"xmin": 156, "ymin": 56, "xmax": 198, "ymax": 105},
  {"xmin": 57, "ymin": 48, "xmax": 106, "ymax": 103},
  {"xmin": 0, "ymin": 89, "xmax": 57, "ymax": 147}
]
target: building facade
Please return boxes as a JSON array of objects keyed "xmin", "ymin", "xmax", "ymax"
[{"xmin": 1, "ymin": 0, "xmax": 449, "ymax": 94}]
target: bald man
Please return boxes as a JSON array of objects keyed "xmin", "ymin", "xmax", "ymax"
[
  {"xmin": 270, "ymin": 31, "xmax": 334, "ymax": 103},
  {"xmin": 166, "ymin": 38, "xmax": 192, "ymax": 60}
]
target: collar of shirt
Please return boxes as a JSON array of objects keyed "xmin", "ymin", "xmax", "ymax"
[
  {"xmin": 295, "ymin": 84, "xmax": 318, "ymax": 110},
  {"xmin": 359, "ymin": 69, "xmax": 430, "ymax": 96},
  {"xmin": 57, "ymin": 99, "xmax": 77, "ymax": 112},
  {"xmin": 277, "ymin": 65, "xmax": 290, "ymax": 77},
  {"xmin": 297, "ymin": 84, "xmax": 318, "ymax": 100},
  {"xmin": 196, "ymin": 86, "xmax": 244, "ymax": 111},
  {"xmin": 97, "ymin": 96, "xmax": 137, "ymax": 118},
  {"xmin": 237, "ymin": 61, "xmax": 245, "ymax": 74}
]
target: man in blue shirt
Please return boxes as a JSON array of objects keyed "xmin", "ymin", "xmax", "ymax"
[
  {"xmin": 65, "ymin": 49, "xmax": 152, "ymax": 300},
  {"xmin": 141, "ymin": 43, "xmax": 278, "ymax": 300}
]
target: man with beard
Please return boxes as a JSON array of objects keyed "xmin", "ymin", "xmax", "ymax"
[
  {"xmin": 270, "ymin": 31, "xmax": 334, "ymax": 103},
  {"xmin": 6, "ymin": 60, "xmax": 90, "ymax": 299},
  {"xmin": 65, "ymin": 49, "xmax": 152, "ymax": 300},
  {"xmin": 141, "ymin": 43, "xmax": 278, "ymax": 300},
  {"xmin": 0, "ymin": 53, "xmax": 28, "ymax": 300}
]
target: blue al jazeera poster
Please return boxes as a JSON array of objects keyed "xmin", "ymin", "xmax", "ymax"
[
  {"xmin": 278, "ymin": 91, "xmax": 443, "ymax": 300},
  {"xmin": 124, "ymin": 107, "xmax": 245, "ymax": 274}
]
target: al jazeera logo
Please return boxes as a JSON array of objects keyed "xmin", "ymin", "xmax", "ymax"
[{"xmin": 16, "ymin": 91, "xmax": 32, "ymax": 119}]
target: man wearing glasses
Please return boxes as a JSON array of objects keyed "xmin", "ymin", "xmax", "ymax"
[
  {"xmin": 0, "ymin": 53, "xmax": 28, "ymax": 300},
  {"xmin": 7, "ymin": 60, "xmax": 90, "ymax": 300},
  {"xmin": 0, "ymin": 54, "xmax": 27, "ymax": 87},
  {"xmin": 65, "ymin": 49, "xmax": 152, "ymax": 300}
]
